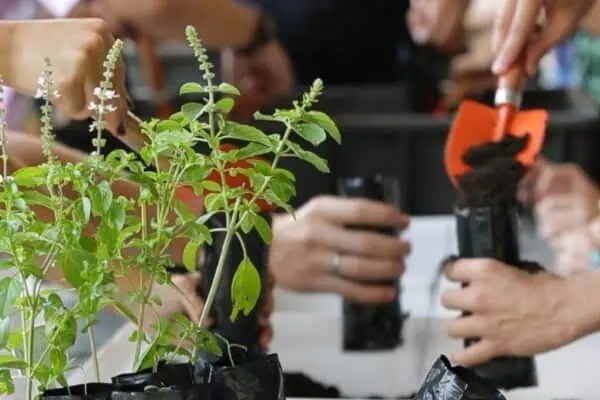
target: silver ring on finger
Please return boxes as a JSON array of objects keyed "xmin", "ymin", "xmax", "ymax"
[{"xmin": 330, "ymin": 252, "xmax": 343, "ymax": 276}]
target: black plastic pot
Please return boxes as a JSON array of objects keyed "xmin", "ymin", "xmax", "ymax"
[
  {"xmin": 198, "ymin": 214, "xmax": 269, "ymax": 359},
  {"xmin": 196, "ymin": 353, "xmax": 284, "ymax": 400},
  {"xmin": 111, "ymin": 362, "xmax": 209, "ymax": 400},
  {"xmin": 414, "ymin": 355, "xmax": 506, "ymax": 400},
  {"xmin": 337, "ymin": 176, "xmax": 405, "ymax": 351},
  {"xmin": 454, "ymin": 203, "xmax": 539, "ymax": 390},
  {"xmin": 111, "ymin": 390, "xmax": 187, "ymax": 400},
  {"xmin": 41, "ymin": 383, "xmax": 114, "ymax": 399}
]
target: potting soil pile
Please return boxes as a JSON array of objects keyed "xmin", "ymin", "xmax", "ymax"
[{"xmin": 456, "ymin": 133, "xmax": 529, "ymax": 208}]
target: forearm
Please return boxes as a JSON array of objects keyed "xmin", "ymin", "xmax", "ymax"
[
  {"xmin": 187, "ymin": 0, "xmax": 260, "ymax": 47},
  {"xmin": 0, "ymin": 22, "xmax": 16, "ymax": 88},
  {"xmin": 561, "ymin": 270, "xmax": 600, "ymax": 342},
  {"xmin": 580, "ymin": 0, "xmax": 600, "ymax": 35}
]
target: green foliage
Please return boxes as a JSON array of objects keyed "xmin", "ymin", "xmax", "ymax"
[{"xmin": 0, "ymin": 25, "xmax": 340, "ymax": 397}]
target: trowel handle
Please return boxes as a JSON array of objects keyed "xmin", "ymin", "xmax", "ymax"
[{"xmin": 495, "ymin": 51, "xmax": 527, "ymax": 109}]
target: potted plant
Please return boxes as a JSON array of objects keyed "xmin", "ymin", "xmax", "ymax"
[{"xmin": 0, "ymin": 25, "xmax": 340, "ymax": 399}]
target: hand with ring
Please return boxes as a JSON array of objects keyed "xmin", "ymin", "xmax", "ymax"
[{"xmin": 269, "ymin": 196, "xmax": 411, "ymax": 303}]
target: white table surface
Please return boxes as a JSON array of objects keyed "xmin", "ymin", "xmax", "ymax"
[{"xmin": 26, "ymin": 216, "xmax": 596, "ymax": 399}]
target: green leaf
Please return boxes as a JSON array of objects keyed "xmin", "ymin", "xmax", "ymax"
[
  {"xmin": 240, "ymin": 213, "xmax": 255, "ymax": 234},
  {"xmin": 13, "ymin": 166, "xmax": 46, "ymax": 188},
  {"xmin": 21, "ymin": 191, "xmax": 53, "ymax": 209},
  {"xmin": 0, "ymin": 318, "xmax": 9, "ymax": 350},
  {"xmin": 196, "ymin": 329, "xmax": 223, "ymax": 357},
  {"xmin": 156, "ymin": 120, "xmax": 180, "ymax": 133},
  {"xmin": 59, "ymin": 251, "xmax": 87, "ymax": 288},
  {"xmin": 295, "ymin": 122, "xmax": 326, "ymax": 146},
  {"xmin": 180, "ymin": 82, "xmax": 205, "ymax": 95},
  {"xmin": 253, "ymin": 111, "xmax": 280, "ymax": 122},
  {"xmin": 155, "ymin": 130, "xmax": 194, "ymax": 147},
  {"xmin": 186, "ymin": 221, "xmax": 212, "ymax": 245},
  {"xmin": 114, "ymin": 302, "xmax": 138, "ymax": 325},
  {"xmin": 74, "ymin": 197, "xmax": 92, "ymax": 223},
  {"xmin": 254, "ymin": 214, "xmax": 272, "ymax": 244},
  {"xmin": 305, "ymin": 111, "xmax": 342, "ymax": 144},
  {"xmin": 182, "ymin": 102, "xmax": 206, "ymax": 121},
  {"xmin": 301, "ymin": 150, "xmax": 329, "ymax": 173},
  {"xmin": 106, "ymin": 203, "xmax": 126, "ymax": 231},
  {"xmin": 225, "ymin": 122, "xmax": 271, "ymax": 146},
  {"xmin": 183, "ymin": 241, "xmax": 201, "ymax": 272},
  {"xmin": 0, "ymin": 278, "xmax": 21, "ymax": 319},
  {"xmin": 250, "ymin": 160, "xmax": 272, "ymax": 176},
  {"xmin": 237, "ymin": 143, "xmax": 271, "ymax": 159},
  {"xmin": 90, "ymin": 181, "xmax": 112, "ymax": 216},
  {"xmin": 170, "ymin": 112, "xmax": 191, "ymax": 126},
  {"xmin": 269, "ymin": 177, "xmax": 295, "ymax": 203},
  {"xmin": 174, "ymin": 200, "xmax": 196, "ymax": 223},
  {"xmin": 274, "ymin": 168, "xmax": 295, "ymax": 182},
  {"xmin": 50, "ymin": 349, "xmax": 66, "ymax": 374},
  {"xmin": 0, "ymin": 369, "xmax": 14, "ymax": 394},
  {"xmin": 0, "ymin": 354, "xmax": 27, "ymax": 369},
  {"xmin": 201, "ymin": 181, "xmax": 221, "ymax": 193},
  {"xmin": 205, "ymin": 193, "xmax": 224, "ymax": 213},
  {"xmin": 230, "ymin": 258, "xmax": 261, "ymax": 322},
  {"xmin": 215, "ymin": 98, "xmax": 235, "ymax": 114},
  {"xmin": 98, "ymin": 223, "xmax": 119, "ymax": 255},
  {"xmin": 217, "ymin": 82, "xmax": 241, "ymax": 96},
  {"xmin": 288, "ymin": 144, "xmax": 330, "ymax": 173},
  {"xmin": 182, "ymin": 165, "xmax": 210, "ymax": 184}
]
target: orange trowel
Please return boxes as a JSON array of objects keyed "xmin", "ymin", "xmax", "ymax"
[{"xmin": 444, "ymin": 53, "xmax": 549, "ymax": 187}]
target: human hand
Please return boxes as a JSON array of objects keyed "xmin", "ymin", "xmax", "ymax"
[
  {"xmin": 551, "ymin": 218, "xmax": 600, "ymax": 276},
  {"xmin": 406, "ymin": 0, "xmax": 471, "ymax": 53},
  {"xmin": 492, "ymin": 0, "xmax": 595, "ymax": 76},
  {"xmin": 4, "ymin": 19, "xmax": 129, "ymax": 135},
  {"xmin": 533, "ymin": 162, "xmax": 600, "ymax": 242},
  {"xmin": 269, "ymin": 196, "xmax": 411, "ymax": 303},
  {"xmin": 441, "ymin": 258, "xmax": 583, "ymax": 366}
]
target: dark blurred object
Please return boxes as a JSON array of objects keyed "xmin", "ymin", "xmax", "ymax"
[
  {"xmin": 336, "ymin": 176, "xmax": 405, "ymax": 351},
  {"xmin": 414, "ymin": 356, "xmax": 506, "ymax": 400},
  {"xmin": 196, "ymin": 353, "xmax": 284, "ymax": 400}
]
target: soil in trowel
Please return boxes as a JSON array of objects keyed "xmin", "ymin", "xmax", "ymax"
[{"xmin": 456, "ymin": 134, "xmax": 530, "ymax": 208}]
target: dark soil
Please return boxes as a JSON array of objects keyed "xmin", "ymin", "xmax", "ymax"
[
  {"xmin": 283, "ymin": 372, "xmax": 415, "ymax": 399},
  {"xmin": 457, "ymin": 134, "xmax": 530, "ymax": 208}
]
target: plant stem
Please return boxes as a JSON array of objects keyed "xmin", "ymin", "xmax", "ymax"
[
  {"xmin": 26, "ymin": 300, "xmax": 36, "ymax": 400},
  {"xmin": 195, "ymin": 199, "xmax": 241, "ymax": 355},
  {"xmin": 197, "ymin": 226, "xmax": 234, "ymax": 328},
  {"xmin": 132, "ymin": 203, "xmax": 148, "ymax": 370},
  {"xmin": 88, "ymin": 326, "xmax": 101, "ymax": 382}
]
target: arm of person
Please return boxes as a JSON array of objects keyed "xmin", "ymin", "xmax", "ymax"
[
  {"xmin": 97, "ymin": 0, "xmax": 261, "ymax": 48},
  {"xmin": 580, "ymin": 0, "xmax": 600, "ymax": 35}
]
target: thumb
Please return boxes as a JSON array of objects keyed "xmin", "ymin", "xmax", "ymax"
[{"xmin": 525, "ymin": 15, "xmax": 573, "ymax": 76}]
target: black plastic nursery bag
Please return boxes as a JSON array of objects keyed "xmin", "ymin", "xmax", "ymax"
[
  {"xmin": 337, "ymin": 176, "xmax": 405, "ymax": 351},
  {"xmin": 197, "ymin": 353, "xmax": 284, "ymax": 400},
  {"xmin": 41, "ymin": 383, "xmax": 114, "ymax": 400},
  {"xmin": 111, "ymin": 362, "xmax": 209, "ymax": 400},
  {"xmin": 414, "ymin": 356, "xmax": 506, "ymax": 400}
]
